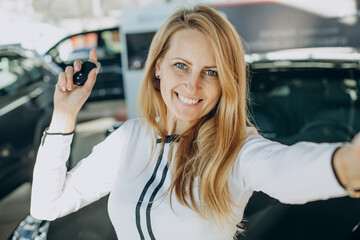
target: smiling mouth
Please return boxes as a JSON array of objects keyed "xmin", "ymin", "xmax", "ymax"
[{"xmin": 176, "ymin": 92, "xmax": 203, "ymax": 105}]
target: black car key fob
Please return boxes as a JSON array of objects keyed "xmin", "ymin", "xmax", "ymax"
[{"xmin": 73, "ymin": 61, "xmax": 97, "ymax": 86}]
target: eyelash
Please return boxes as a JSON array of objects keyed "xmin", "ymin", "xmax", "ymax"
[
  {"xmin": 175, "ymin": 62, "xmax": 187, "ymax": 69},
  {"xmin": 204, "ymin": 70, "xmax": 218, "ymax": 77},
  {"xmin": 174, "ymin": 62, "xmax": 218, "ymax": 77}
]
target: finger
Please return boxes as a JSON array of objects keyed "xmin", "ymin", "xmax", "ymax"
[
  {"xmin": 73, "ymin": 60, "xmax": 82, "ymax": 72},
  {"xmin": 65, "ymin": 66, "xmax": 74, "ymax": 91},
  {"xmin": 89, "ymin": 48, "xmax": 98, "ymax": 64},
  {"xmin": 57, "ymin": 72, "xmax": 67, "ymax": 92},
  {"xmin": 83, "ymin": 68, "xmax": 98, "ymax": 93}
]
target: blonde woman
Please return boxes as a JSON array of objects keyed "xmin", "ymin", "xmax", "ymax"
[{"xmin": 31, "ymin": 4, "xmax": 360, "ymax": 239}]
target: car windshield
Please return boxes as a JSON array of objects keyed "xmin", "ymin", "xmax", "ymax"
[{"xmin": 249, "ymin": 58, "xmax": 360, "ymax": 144}]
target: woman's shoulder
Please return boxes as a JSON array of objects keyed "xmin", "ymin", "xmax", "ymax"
[
  {"xmin": 245, "ymin": 126, "xmax": 260, "ymax": 140},
  {"xmin": 122, "ymin": 118, "xmax": 151, "ymax": 131},
  {"xmin": 110, "ymin": 118, "xmax": 154, "ymax": 140},
  {"xmin": 121, "ymin": 118, "xmax": 143, "ymax": 128}
]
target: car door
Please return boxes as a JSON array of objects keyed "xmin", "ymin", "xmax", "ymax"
[{"xmin": 0, "ymin": 48, "xmax": 55, "ymax": 198}]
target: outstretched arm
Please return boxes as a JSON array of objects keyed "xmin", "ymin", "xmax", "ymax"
[{"xmin": 236, "ymin": 129, "xmax": 348, "ymax": 204}]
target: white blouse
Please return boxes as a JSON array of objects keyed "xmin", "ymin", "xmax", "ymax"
[{"xmin": 31, "ymin": 118, "xmax": 347, "ymax": 239}]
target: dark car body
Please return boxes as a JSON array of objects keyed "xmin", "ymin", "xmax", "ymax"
[
  {"xmin": 239, "ymin": 47, "xmax": 360, "ymax": 240},
  {"xmin": 0, "ymin": 45, "xmax": 61, "ymax": 200},
  {"xmin": 44, "ymin": 27, "xmax": 124, "ymax": 102}
]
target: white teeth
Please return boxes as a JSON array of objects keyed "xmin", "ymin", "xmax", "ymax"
[{"xmin": 178, "ymin": 94, "xmax": 199, "ymax": 105}]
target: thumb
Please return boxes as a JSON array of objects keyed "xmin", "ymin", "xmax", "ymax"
[{"xmin": 83, "ymin": 68, "xmax": 98, "ymax": 92}]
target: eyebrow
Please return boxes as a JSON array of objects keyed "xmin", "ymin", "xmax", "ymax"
[{"xmin": 170, "ymin": 57, "xmax": 217, "ymax": 69}]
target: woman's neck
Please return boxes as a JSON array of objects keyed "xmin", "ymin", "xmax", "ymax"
[{"xmin": 166, "ymin": 114, "xmax": 191, "ymax": 135}]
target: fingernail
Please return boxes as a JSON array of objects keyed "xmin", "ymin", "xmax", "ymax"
[
  {"xmin": 67, "ymin": 85, "xmax": 72, "ymax": 91},
  {"xmin": 62, "ymin": 86, "xmax": 66, "ymax": 92},
  {"xmin": 95, "ymin": 68, "xmax": 99, "ymax": 75},
  {"xmin": 75, "ymin": 65, "xmax": 80, "ymax": 71}
]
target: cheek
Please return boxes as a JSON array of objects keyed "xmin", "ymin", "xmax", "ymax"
[
  {"xmin": 209, "ymin": 89, "xmax": 221, "ymax": 110},
  {"xmin": 209, "ymin": 83, "xmax": 222, "ymax": 101},
  {"xmin": 160, "ymin": 80, "xmax": 174, "ymax": 104},
  {"xmin": 160, "ymin": 72, "xmax": 179, "ymax": 93},
  {"xmin": 160, "ymin": 80, "xmax": 172, "ymax": 97}
]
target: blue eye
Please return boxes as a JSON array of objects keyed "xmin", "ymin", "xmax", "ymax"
[
  {"xmin": 175, "ymin": 63, "xmax": 187, "ymax": 69},
  {"xmin": 204, "ymin": 70, "xmax": 218, "ymax": 76}
]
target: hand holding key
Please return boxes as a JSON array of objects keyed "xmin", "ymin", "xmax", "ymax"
[{"xmin": 48, "ymin": 49, "xmax": 99, "ymax": 133}]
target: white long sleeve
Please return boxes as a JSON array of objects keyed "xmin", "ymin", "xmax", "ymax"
[
  {"xmin": 233, "ymin": 128, "xmax": 347, "ymax": 204},
  {"xmin": 30, "ymin": 123, "xmax": 129, "ymax": 220}
]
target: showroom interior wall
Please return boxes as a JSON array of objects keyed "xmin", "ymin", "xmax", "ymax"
[{"xmin": 1, "ymin": 0, "xmax": 358, "ymax": 53}]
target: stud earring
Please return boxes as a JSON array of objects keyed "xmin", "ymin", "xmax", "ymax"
[{"xmin": 154, "ymin": 75, "xmax": 160, "ymax": 92}]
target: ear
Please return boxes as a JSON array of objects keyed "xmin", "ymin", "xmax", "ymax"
[{"xmin": 155, "ymin": 58, "xmax": 162, "ymax": 77}]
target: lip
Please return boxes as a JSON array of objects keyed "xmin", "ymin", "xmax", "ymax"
[{"xmin": 175, "ymin": 92, "xmax": 203, "ymax": 105}]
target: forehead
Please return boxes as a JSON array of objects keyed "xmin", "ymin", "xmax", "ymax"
[{"xmin": 165, "ymin": 28, "xmax": 216, "ymax": 64}]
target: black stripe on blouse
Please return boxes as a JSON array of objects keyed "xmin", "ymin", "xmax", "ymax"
[
  {"xmin": 135, "ymin": 135, "xmax": 178, "ymax": 239},
  {"xmin": 135, "ymin": 148, "xmax": 164, "ymax": 239},
  {"xmin": 146, "ymin": 163, "xmax": 169, "ymax": 239}
]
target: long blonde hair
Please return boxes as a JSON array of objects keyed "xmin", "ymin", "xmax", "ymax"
[{"xmin": 138, "ymin": 4, "xmax": 250, "ymax": 233}]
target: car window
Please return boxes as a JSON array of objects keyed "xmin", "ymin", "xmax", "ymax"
[
  {"xmin": 0, "ymin": 57, "xmax": 17, "ymax": 97},
  {"xmin": 48, "ymin": 28, "xmax": 121, "ymax": 65},
  {"xmin": 100, "ymin": 29, "xmax": 121, "ymax": 58},
  {"xmin": 0, "ymin": 54, "xmax": 42, "ymax": 97},
  {"xmin": 21, "ymin": 58, "xmax": 43, "ymax": 83}
]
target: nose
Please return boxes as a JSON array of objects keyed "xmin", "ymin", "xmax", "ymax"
[{"xmin": 186, "ymin": 72, "xmax": 201, "ymax": 92}]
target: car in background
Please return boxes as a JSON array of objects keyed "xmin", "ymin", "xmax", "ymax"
[
  {"xmin": 239, "ymin": 47, "xmax": 360, "ymax": 240},
  {"xmin": 8, "ymin": 195, "xmax": 116, "ymax": 240},
  {"xmin": 8, "ymin": 47, "xmax": 360, "ymax": 240},
  {"xmin": 0, "ymin": 44, "xmax": 61, "ymax": 200},
  {"xmin": 44, "ymin": 27, "xmax": 124, "ymax": 102},
  {"xmin": 247, "ymin": 47, "xmax": 360, "ymax": 143}
]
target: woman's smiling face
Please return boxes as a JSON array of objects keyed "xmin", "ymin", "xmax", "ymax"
[{"xmin": 155, "ymin": 28, "xmax": 222, "ymax": 130}]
